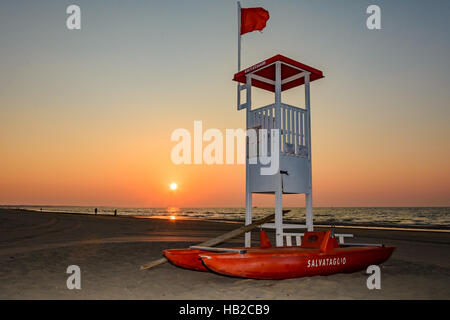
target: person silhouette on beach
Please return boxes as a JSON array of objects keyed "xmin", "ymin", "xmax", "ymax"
[
  {"xmin": 95, "ymin": 208, "xmax": 98, "ymax": 215},
  {"xmin": 114, "ymin": 209, "xmax": 117, "ymax": 216}
]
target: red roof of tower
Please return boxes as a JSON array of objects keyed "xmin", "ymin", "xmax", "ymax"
[{"xmin": 233, "ymin": 54, "xmax": 324, "ymax": 92}]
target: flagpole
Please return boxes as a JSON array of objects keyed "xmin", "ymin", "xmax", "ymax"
[
  {"xmin": 238, "ymin": 1, "xmax": 241, "ymax": 71},
  {"xmin": 238, "ymin": 1, "xmax": 250, "ymax": 246},
  {"xmin": 237, "ymin": 1, "xmax": 241, "ymax": 109}
]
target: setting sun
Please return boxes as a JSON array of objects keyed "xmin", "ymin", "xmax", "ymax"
[{"xmin": 169, "ymin": 183, "xmax": 178, "ymax": 191}]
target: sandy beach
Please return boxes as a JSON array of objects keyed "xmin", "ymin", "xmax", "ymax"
[{"xmin": 0, "ymin": 208, "xmax": 449, "ymax": 299}]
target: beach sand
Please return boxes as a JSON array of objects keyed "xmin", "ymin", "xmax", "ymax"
[{"xmin": 0, "ymin": 208, "xmax": 449, "ymax": 299}]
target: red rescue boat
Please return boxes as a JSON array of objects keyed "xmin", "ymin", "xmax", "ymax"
[{"xmin": 164, "ymin": 230, "xmax": 395, "ymax": 280}]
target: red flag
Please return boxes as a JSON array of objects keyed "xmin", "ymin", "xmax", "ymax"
[{"xmin": 240, "ymin": 7, "xmax": 270, "ymax": 35}]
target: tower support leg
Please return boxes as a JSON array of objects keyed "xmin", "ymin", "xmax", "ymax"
[
  {"xmin": 306, "ymin": 192, "xmax": 313, "ymax": 231},
  {"xmin": 275, "ymin": 189, "xmax": 283, "ymax": 246},
  {"xmin": 304, "ymin": 72, "xmax": 313, "ymax": 232},
  {"xmin": 245, "ymin": 190, "xmax": 252, "ymax": 247}
]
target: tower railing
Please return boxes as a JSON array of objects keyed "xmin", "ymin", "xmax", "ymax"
[
  {"xmin": 248, "ymin": 103, "xmax": 308, "ymax": 157},
  {"xmin": 248, "ymin": 104, "xmax": 276, "ymax": 131}
]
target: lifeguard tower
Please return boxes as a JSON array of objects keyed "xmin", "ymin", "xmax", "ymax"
[{"xmin": 234, "ymin": 54, "xmax": 324, "ymax": 247}]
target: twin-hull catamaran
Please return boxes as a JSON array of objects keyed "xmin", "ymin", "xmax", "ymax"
[{"xmin": 164, "ymin": 230, "xmax": 394, "ymax": 280}]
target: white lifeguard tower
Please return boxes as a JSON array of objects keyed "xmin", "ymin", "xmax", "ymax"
[{"xmin": 234, "ymin": 54, "xmax": 324, "ymax": 247}]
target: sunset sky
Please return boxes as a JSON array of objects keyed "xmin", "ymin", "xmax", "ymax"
[{"xmin": 1, "ymin": 0, "xmax": 449, "ymax": 207}]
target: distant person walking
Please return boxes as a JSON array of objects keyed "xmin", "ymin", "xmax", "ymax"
[
  {"xmin": 114, "ymin": 209, "xmax": 117, "ymax": 216},
  {"xmin": 95, "ymin": 208, "xmax": 98, "ymax": 215}
]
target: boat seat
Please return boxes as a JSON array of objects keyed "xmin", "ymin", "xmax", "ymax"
[{"xmin": 300, "ymin": 231, "xmax": 339, "ymax": 252}]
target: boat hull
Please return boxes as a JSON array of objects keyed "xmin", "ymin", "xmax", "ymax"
[
  {"xmin": 163, "ymin": 229, "xmax": 272, "ymax": 272},
  {"xmin": 199, "ymin": 246, "xmax": 395, "ymax": 280},
  {"xmin": 163, "ymin": 248, "xmax": 208, "ymax": 271}
]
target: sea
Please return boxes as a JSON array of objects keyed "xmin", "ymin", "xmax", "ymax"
[{"xmin": 3, "ymin": 206, "xmax": 450, "ymax": 230}]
